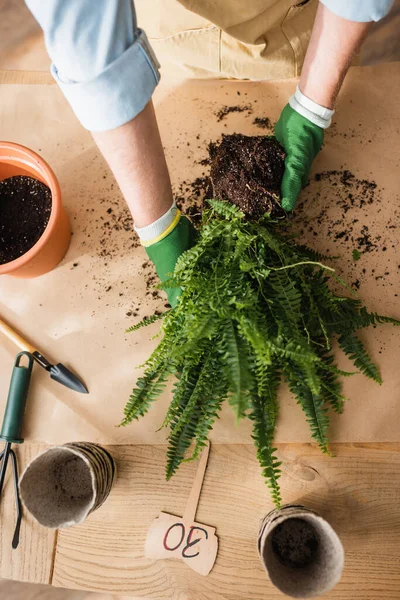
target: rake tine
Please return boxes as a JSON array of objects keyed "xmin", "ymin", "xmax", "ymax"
[{"xmin": 10, "ymin": 449, "xmax": 22, "ymax": 549}]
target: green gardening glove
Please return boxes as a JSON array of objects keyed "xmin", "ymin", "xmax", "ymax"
[
  {"xmin": 145, "ymin": 215, "xmax": 197, "ymax": 308},
  {"xmin": 275, "ymin": 104, "xmax": 324, "ymax": 211}
]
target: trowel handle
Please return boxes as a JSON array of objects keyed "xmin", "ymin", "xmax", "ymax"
[
  {"xmin": 0, "ymin": 352, "xmax": 34, "ymax": 444},
  {"xmin": 183, "ymin": 441, "xmax": 211, "ymax": 523},
  {"xmin": 0, "ymin": 317, "xmax": 36, "ymax": 354}
]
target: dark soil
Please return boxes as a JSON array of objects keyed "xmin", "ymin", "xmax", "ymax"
[
  {"xmin": 0, "ymin": 175, "xmax": 52, "ymax": 264},
  {"xmin": 175, "ymin": 176, "xmax": 210, "ymax": 227},
  {"xmin": 215, "ymin": 105, "xmax": 253, "ymax": 122},
  {"xmin": 209, "ymin": 134, "xmax": 286, "ymax": 220},
  {"xmin": 253, "ymin": 117, "xmax": 272, "ymax": 130},
  {"xmin": 271, "ymin": 518, "xmax": 319, "ymax": 569}
]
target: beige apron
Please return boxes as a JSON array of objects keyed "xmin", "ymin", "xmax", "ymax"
[{"xmin": 135, "ymin": 0, "xmax": 317, "ymax": 79}]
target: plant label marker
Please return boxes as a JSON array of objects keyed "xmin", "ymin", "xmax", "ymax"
[{"xmin": 145, "ymin": 441, "xmax": 218, "ymax": 576}]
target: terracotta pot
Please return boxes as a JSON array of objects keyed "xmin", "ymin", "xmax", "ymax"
[{"xmin": 0, "ymin": 141, "xmax": 71, "ymax": 278}]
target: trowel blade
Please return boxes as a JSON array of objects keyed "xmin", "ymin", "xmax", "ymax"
[{"xmin": 49, "ymin": 363, "xmax": 89, "ymax": 394}]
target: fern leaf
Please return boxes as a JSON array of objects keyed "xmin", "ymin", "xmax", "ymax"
[
  {"xmin": 125, "ymin": 311, "xmax": 166, "ymax": 333},
  {"xmin": 317, "ymin": 353, "xmax": 347, "ymax": 414},
  {"xmin": 249, "ymin": 366, "xmax": 282, "ymax": 507},
  {"xmin": 297, "ymin": 360, "xmax": 321, "ymax": 397},
  {"xmin": 165, "ymin": 362, "xmax": 203, "ymax": 479},
  {"xmin": 222, "ymin": 320, "xmax": 251, "ymax": 421},
  {"xmin": 356, "ymin": 307, "xmax": 400, "ymax": 329},
  {"xmin": 191, "ymin": 355, "xmax": 228, "ymax": 460},
  {"xmin": 161, "ymin": 363, "xmax": 196, "ymax": 428},
  {"xmin": 207, "ymin": 198, "xmax": 245, "ymax": 220},
  {"xmin": 285, "ymin": 364, "xmax": 330, "ymax": 453},
  {"xmin": 121, "ymin": 364, "xmax": 169, "ymax": 426},
  {"xmin": 292, "ymin": 244, "xmax": 336, "ymax": 263},
  {"xmin": 268, "ymin": 271, "xmax": 303, "ymax": 330},
  {"xmin": 166, "ymin": 408, "xmax": 200, "ymax": 479},
  {"xmin": 338, "ymin": 332, "xmax": 382, "ymax": 383},
  {"xmin": 166, "ymin": 352, "xmax": 224, "ymax": 478}
]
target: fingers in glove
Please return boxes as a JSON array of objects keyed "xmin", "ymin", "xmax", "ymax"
[{"xmin": 280, "ymin": 158, "xmax": 304, "ymax": 211}]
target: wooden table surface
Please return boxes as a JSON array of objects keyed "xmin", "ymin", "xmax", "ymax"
[{"xmin": 1, "ymin": 442, "xmax": 400, "ymax": 599}]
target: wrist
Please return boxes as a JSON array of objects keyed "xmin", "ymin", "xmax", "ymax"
[
  {"xmin": 299, "ymin": 73, "xmax": 340, "ymax": 110},
  {"xmin": 289, "ymin": 86, "xmax": 334, "ymax": 129}
]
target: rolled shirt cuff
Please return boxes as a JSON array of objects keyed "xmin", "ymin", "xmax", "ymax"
[
  {"xmin": 52, "ymin": 29, "xmax": 160, "ymax": 131},
  {"xmin": 320, "ymin": 0, "xmax": 394, "ymax": 23}
]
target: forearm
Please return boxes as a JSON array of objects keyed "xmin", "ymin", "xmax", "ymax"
[
  {"xmin": 26, "ymin": 0, "xmax": 170, "ymax": 227},
  {"xmin": 300, "ymin": 2, "xmax": 371, "ymax": 108},
  {"xmin": 93, "ymin": 101, "xmax": 172, "ymax": 228}
]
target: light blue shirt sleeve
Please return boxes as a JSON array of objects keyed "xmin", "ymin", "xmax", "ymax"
[
  {"xmin": 25, "ymin": 0, "xmax": 160, "ymax": 132},
  {"xmin": 320, "ymin": 0, "xmax": 394, "ymax": 22}
]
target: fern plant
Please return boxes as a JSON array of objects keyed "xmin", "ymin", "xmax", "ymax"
[{"xmin": 121, "ymin": 199, "xmax": 399, "ymax": 507}]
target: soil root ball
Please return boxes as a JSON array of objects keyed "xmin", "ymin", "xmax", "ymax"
[{"xmin": 209, "ymin": 134, "xmax": 286, "ymax": 220}]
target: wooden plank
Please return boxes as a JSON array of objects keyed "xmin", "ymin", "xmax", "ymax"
[
  {"xmin": 0, "ymin": 443, "xmax": 56, "ymax": 584},
  {"xmin": 0, "ymin": 580, "xmax": 87, "ymax": 600},
  {"xmin": 52, "ymin": 443, "xmax": 400, "ymax": 599},
  {"xmin": 0, "ymin": 579, "xmax": 133, "ymax": 600}
]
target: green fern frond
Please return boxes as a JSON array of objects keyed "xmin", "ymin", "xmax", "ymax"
[
  {"xmin": 249, "ymin": 365, "xmax": 282, "ymax": 507},
  {"xmin": 207, "ymin": 198, "xmax": 245, "ymax": 220},
  {"xmin": 355, "ymin": 307, "xmax": 400, "ymax": 329},
  {"xmin": 316, "ymin": 351, "xmax": 347, "ymax": 414},
  {"xmin": 125, "ymin": 311, "xmax": 166, "ymax": 332},
  {"xmin": 285, "ymin": 364, "xmax": 330, "ymax": 454},
  {"xmin": 234, "ymin": 230, "xmax": 257, "ymax": 260},
  {"xmin": 271, "ymin": 337, "xmax": 319, "ymax": 365},
  {"xmin": 297, "ymin": 360, "xmax": 322, "ymax": 397},
  {"xmin": 238, "ymin": 316, "xmax": 272, "ymax": 366},
  {"xmin": 191, "ymin": 355, "xmax": 228, "ymax": 460},
  {"xmin": 222, "ymin": 320, "xmax": 251, "ymax": 421},
  {"xmin": 123, "ymin": 182, "xmax": 398, "ymax": 505},
  {"xmin": 268, "ymin": 272, "xmax": 303, "ymax": 330},
  {"xmin": 165, "ymin": 352, "xmax": 226, "ymax": 477},
  {"xmin": 165, "ymin": 362, "xmax": 203, "ymax": 479},
  {"xmin": 121, "ymin": 363, "xmax": 170, "ymax": 426},
  {"xmin": 161, "ymin": 363, "xmax": 197, "ymax": 429},
  {"xmin": 292, "ymin": 244, "xmax": 337, "ymax": 263},
  {"xmin": 338, "ymin": 332, "xmax": 382, "ymax": 384},
  {"xmin": 166, "ymin": 407, "xmax": 200, "ymax": 479}
]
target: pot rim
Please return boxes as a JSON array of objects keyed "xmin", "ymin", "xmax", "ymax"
[{"xmin": 0, "ymin": 141, "xmax": 62, "ymax": 274}]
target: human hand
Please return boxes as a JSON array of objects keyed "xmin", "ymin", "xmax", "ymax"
[
  {"xmin": 145, "ymin": 214, "xmax": 197, "ymax": 307},
  {"xmin": 274, "ymin": 0, "xmax": 373, "ymax": 212},
  {"xmin": 275, "ymin": 102, "xmax": 325, "ymax": 212}
]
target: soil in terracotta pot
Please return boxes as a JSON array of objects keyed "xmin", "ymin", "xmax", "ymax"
[
  {"xmin": 209, "ymin": 134, "xmax": 286, "ymax": 221},
  {"xmin": 271, "ymin": 518, "xmax": 319, "ymax": 569},
  {"xmin": 0, "ymin": 175, "xmax": 52, "ymax": 265}
]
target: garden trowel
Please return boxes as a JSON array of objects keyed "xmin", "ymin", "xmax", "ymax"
[
  {"xmin": 145, "ymin": 441, "xmax": 218, "ymax": 576},
  {"xmin": 0, "ymin": 316, "xmax": 88, "ymax": 394}
]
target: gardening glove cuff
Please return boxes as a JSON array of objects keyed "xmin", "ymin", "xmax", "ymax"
[
  {"xmin": 289, "ymin": 86, "xmax": 334, "ymax": 129},
  {"xmin": 275, "ymin": 88, "xmax": 332, "ymax": 212},
  {"xmin": 143, "ymin": 214, "xmax": 197, "ymax": 308}
]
